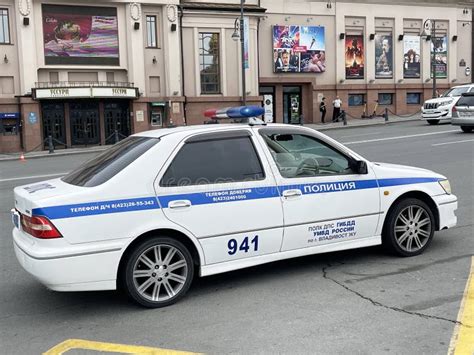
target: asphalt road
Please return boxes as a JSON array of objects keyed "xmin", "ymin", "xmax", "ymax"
[{"xmin": 0, "ymin": 120, "xmax": 473, "ymax": 354}]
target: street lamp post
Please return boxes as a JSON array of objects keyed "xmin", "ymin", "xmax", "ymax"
[
  {"xmin": 421, "ymin": 19, "xmax": 437, "ymax": 98},
  {"xmin": 232, "ymin": 0, "xmax": 246, "ymax": 105}
]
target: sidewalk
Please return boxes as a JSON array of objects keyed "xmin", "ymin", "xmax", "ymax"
[
  {"xmin": 0, "ymin": 113, "xmax": 421, "ymax": 161},
  {"xmin": 306, "ymin": 112, "xmax": 420, "ymax": 131}
]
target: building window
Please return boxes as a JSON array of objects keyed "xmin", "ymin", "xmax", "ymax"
[
  {"xmin": 146, "ymin": 15, "xmax": 158, "ymax": 48},
  {"xmin": 348, "ymin": 94, "xmax": 365, "ymax": 106},
  {"xmin": 199, "ymin": 33, "xmax": 220, "ymax": 94},
  {"xmin": 378, "ymin": 93, "xmax": 393, "ymax": 105},
  {"xmin": 0, "ymin": 9, "xmax": 10, "ymax": 44},
  {"xmin": 407, "ymin": 93, "xmax": 421, "ymax": 105}
]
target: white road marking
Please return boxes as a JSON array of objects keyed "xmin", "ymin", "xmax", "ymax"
[
  {"xmin": 432, "ymin": 139, "xmax": 474, "ymax": 147},
  {"xmin": 340, "ymin": 131, "xmax": 381, "ymax": 139},
  {"xmin": 343, "ymin": 130, "xmax": 459, "ymax": 145},
  {"xmin": 0, "ymin": 173, "xmax": 66, "ymax": 183}
]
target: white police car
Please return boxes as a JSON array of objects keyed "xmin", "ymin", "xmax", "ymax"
[{"xmin": 12, "ymin": 106, "xmax": 457, "ymax": 308}]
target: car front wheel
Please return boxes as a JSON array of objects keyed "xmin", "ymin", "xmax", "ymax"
[
  {"xmin": 122, "ymin": 237, "xmax": 194, "ymax": 308},
  {"xmin": 461, "ymin": 126, "xmax": 473, "ymax": 133},
  {"xmin": 383, "ymin": 198, "xmax": 435, "ymax": 257},
  {"xmin": 427, "ymin": 120, "xmax": 440, "ymax": 125}
]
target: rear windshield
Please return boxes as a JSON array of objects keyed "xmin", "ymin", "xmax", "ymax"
[
  {"xmin": 62, "ymin": 137, "xmax": 159, "ymax": 187},
  {"xmin": 456, "ymin": 95, "xmax": 474, "ymax": 107}
]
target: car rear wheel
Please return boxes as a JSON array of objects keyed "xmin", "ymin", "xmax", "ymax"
[
  {"xmin": 383, "ymin": 198, "xmax": 435, "ymax": 257},
  {"xmin": 427, "ymin": 120, "xmax": 440, "ymax": 125},
  {"xmin": 122, "ymin": 237, "xmax": 194, "ymax": 308},
  {"xmin": 461, "ymin": 126, "xmax": 473, "ymax": 133}
]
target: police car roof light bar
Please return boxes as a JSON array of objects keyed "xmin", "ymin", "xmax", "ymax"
[{"xmin": 204, "ymin": 105, "xmax": 265, "ymax": 119}]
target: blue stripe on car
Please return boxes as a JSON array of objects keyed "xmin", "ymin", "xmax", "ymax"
[{"xmin": 31, "ymin": 177, "xmax": 442, "ymax": 220}]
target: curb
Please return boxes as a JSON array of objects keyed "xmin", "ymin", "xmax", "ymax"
[
  {"xmin": 0, "ymin": 147, "xmax": 108, "ymax": 162},
  {"xmin": 311, "ymin": 117, "xmax": 420, "ymax": 131}
]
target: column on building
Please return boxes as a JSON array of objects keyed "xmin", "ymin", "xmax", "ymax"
[{"xmin": 180, "ymin": 2, "xmax": 263, "ymax": 125}]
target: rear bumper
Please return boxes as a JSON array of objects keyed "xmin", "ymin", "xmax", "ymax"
[
  {"xmin": 451, "ymin": 117, "xmax": 474, "ymax": 126},
  {"xmin": 13, "ymin": 228, "xmax": 123, "ymax": 291},
  {"xmin": 433, "ymin": 194, "xmax": 457, "ymax": 230}
]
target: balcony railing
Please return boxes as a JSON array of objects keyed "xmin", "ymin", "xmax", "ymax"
[{"xmin": 35, "ymin": 81, "xmax": 135, "ymax": 89}]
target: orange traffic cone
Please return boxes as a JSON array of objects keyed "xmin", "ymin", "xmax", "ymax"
[{"xmin": 19, "ymin": 153, "xmax": 26, "ymax": 162}]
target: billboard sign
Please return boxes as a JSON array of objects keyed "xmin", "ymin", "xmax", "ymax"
[
  {"xmin": 431, "ymin": 36, "xmax": 447, "ymax": 78},
  {"xmin": 345, "ymin": 35, "xmax": 364, "ymax": 79},
  {"xmin": 403, "ymin": 35, "xmax": 421, "ymax": 78},
  {"xmin": 273, "ymin": 25, "xmax": 325, "ymax": 73},
  {"xmin": 42, "ymin": 5, "xmax": 119, "ymax": 65},
  {"xmin": 375, "ymin": 34, "xmax": 393, "ymax": 78}
]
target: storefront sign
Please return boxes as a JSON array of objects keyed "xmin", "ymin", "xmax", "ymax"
[
  {"xmin": 375, "ymin": 34, "xmax": 393, "ymax": 79},
  {"xmin": 92, "ymin": 87, "xmax": 138, "ymax": 98},
  {"xmin": 273, "ymin": 25, "xmax": 326, "ymax": 73},
  {"xmin": 136, "ymin": 110, "xmax": 144, "ymax": 122},
  {"xmin": 34, "ymin": 87, "xmax": 138, "ymax": 99},
  {"xmin": 172, "ymin": 102, "xmax": 180, "ymax": 114},
  {"xmin": 403, "ymin": 35, "xmax": 421, "ymax": 78},
  {"xmin": 431, "ymin": 36, "xmax": 448, "ymax": 79},
  {"xmin": 263, "ymin": 94, "xmax": 273, "ymax": 123},
  {"xmin": 0, "ymin": 113, "xmax": 20, "ymax": 119},
  {"xmin": 345, "ymin": 35, "xmax": 364, "ymax": 79},
  {"xmin": 28, "ymin": 112, "xmax": 37, "ymax": 125}
]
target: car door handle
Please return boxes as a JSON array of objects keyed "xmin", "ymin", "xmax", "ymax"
[
  {"xmin": 168, "ymin": 200, "xmax": 192, "ymax": 209},
  {"xmin": 282, "ymin": 189, "xmax": 302, "ymax": 198}
]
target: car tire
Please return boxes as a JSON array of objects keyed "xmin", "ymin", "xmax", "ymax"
[
  {"xmin": 461, "ymin": 126, "xmax": 473, "ymax": 133},
  {"xmin": 122, "ymin": 237, "xmax": 194, "ymax": 308},
  {"xmin": 382, "ymin": 198, "xmax": 435, "ymax": 257},
  {"xmin": 427, "ymin": 120, "xmax": 440, "ymax": 125}
]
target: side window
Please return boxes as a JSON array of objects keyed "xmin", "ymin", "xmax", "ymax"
[
  {"xmin": 161, "ymin": 137, "xmax": 265, "ymax": 186},
  {"xmin": 262, "ymin": 133, "xmax": 353, "ymax": 178},
  {"xmin": 456, "ymin": 95, "xmax": 474, "ymax": 106}
]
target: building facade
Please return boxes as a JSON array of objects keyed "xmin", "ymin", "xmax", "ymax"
[
  {"xmin": 0, "ymin": 0, "xmax": 472, "ymax": 153},
  {"xmin": 0, "ymin": 0, "xmax": 184, "ymax": 153}
]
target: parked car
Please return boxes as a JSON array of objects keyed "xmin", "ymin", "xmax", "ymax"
[
  {"xmin": 421, "ymin": 84, "xmax": 474, "ymax": 125},
  {"xmin": 12, "ymin": 107, "xmax": 457, "ymax": 308},
  {"xmin": 452, "ymin": 92, "xmax": 474, "ymax": 133}
]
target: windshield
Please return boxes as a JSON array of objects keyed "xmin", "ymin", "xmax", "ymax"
[
  {"xmin": 62, "ymin": 137, "xmax": 159, "ymax": 187},
  {"xmin": 442, "ymin": 87, "xmax": 470, "ymax": 97}
]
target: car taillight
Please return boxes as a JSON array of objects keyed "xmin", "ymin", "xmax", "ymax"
[
  {"xmin": 21, "ymin": 214, "xmax": 62, "ymax": 239},
  {"xmin": 452, "ymin": 106, "xmax": 457, "ymax": 112}
]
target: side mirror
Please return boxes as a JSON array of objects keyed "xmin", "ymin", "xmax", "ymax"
[{"xmin": 352, "ymin": 160, "xmax": 368, "ymax": 174}]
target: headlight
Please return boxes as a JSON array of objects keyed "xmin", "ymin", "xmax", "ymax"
[
  {"xmin": 439, "ymin": 100, "xmax": 453, "ymax": 107},
  {"xmin": 439, "ymin": 179, "xmax": 452, "ymax": 194}
]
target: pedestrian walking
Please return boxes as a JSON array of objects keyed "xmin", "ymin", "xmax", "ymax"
[
  {"xmin": 332, "ymin": 96, "xmax": 342, "ymax": 122},
  {"xmin": 319, "ymin": 97, "xmax": 327, "ymax": 123}
]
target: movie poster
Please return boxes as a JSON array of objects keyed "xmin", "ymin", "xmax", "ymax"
[
  {"xmin": 431, "ymin": 36, "xmax": 447, "ymax": 78},
  {"xmin": 42, "ymin": 5, "xmax": 119, "ymax": 65},
  {"xmin": 273, "ymin": 25, "xmax": 326, "ymax": 73},
  {"xmin": 345, "ymin": 35, "xmax": 364, "ymax": 79},
  {"xmin": 403, "ymin": 35, "xmax": 421, "ymax": 78},
  {"xmin": 375, "ymin": 35, "xmax": 393, "ymax": 78}
]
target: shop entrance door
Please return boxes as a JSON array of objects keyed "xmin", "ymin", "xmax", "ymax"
[
  {"xmin": 283, "ymin": 86, "xmax": 302, "ymax": 124},
  {"xmin": 104, "ymin": 101, "xmax": 131, "ymax": 144},
  {"xmin": 70, "ymin": 101, "xmax": 100, "ymax": 146},
  {"xmin": 42, "ymin": 102, "xmax": 66, "ymax": 149}
]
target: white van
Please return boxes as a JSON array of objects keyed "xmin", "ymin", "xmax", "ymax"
[{"xmin": 421, "ymin": 83, "xmax": 474, "ymax": 125}]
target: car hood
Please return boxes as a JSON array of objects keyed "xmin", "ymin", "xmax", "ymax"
[
  {"xmin": 424, "ymin": 97, "xmax": 457, "ymax": 105},
  {"xmin": 371, "ymin": 162, "xmax": 446, "ymax": 180}
]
